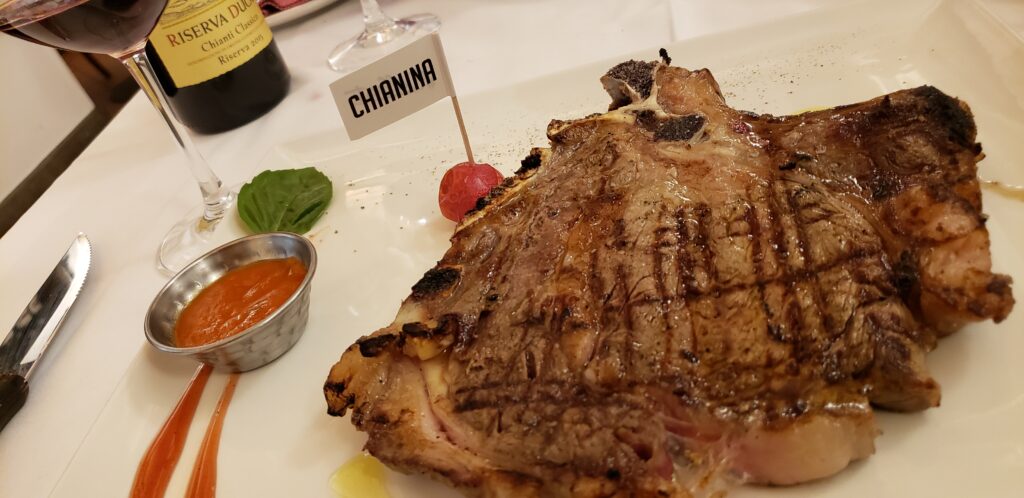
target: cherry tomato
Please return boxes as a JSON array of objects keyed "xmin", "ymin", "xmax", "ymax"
[{"xmin": 438, "ymin": 162, "xmax": 504, "ymax": 222}]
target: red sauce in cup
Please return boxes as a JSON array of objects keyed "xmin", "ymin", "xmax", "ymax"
[{"xmin": 174, "ymin": 257, "xmax": 306, "ymax": 348}]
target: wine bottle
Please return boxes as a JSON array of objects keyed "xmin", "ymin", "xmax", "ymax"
[{"xmin": 145, "ymin": 0, "xmax": 290, "ymax": 134}]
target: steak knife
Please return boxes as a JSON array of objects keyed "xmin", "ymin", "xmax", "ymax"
[{"xmin": 0, "ymin": 234, "xmax": 91, "ymax": 432}]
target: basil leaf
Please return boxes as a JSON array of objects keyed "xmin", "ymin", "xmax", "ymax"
[{"xmin": 237, "ymin": 167, "xmax": 333, "ymax": 234}]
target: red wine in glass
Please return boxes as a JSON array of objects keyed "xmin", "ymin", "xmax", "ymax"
[
  {"xmin": 1, "ymin": 0, "xmax": 167, "ymax": 57},
  {"xmin": 1, "ymin": 0, "xmax": 238, "ymax": 273}
]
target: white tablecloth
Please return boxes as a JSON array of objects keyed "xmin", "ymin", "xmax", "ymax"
[{"xmin": 0, "ymin": 1, "xmax": 1020, "ymax": 496}]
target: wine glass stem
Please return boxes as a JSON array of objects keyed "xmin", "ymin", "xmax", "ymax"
[
  {"xmin": 120, "ymin": 50, "xmax": 231, "ymax": 228},
  {"xmin": 360, "ymin": 0, "xmax": 396, "ymax": 31}
]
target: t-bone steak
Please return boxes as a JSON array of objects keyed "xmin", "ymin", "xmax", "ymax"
[{"xmin": 324, "ymin": 54, "xmax": 1014, "ymax": 497}]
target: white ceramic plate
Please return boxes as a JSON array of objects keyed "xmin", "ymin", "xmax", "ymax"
[{"xmin": 52, "ymin": 0, "xmax": 1024, "ymax": 496}]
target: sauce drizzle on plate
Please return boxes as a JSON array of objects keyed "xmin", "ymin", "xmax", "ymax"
[
  {"xmin": 130, "ymin": 364, "xmax": 213, "ymax": 498},
  {"xmin": 185, "ymin": 373, "xmax": 241, "ymax": 498},
  {"xmin": 134, "ymin": 256, "xmax": 307, "ymax": 496},
  {"xmin": 130, "ymin": 368, "xmax": 242, "ymax": 498}
]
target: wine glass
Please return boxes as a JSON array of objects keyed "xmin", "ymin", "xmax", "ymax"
[
  {"xmin": 1, "ymin": 0, "xmax": 234, "ymax": 273},
  {"xmin": 327, "ymin": 0, "xmax": 440, "ymax": 74}
]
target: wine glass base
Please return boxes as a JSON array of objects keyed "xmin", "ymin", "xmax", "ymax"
[
  {"xmin": 157, "ymin": 191, "xmax": 244, "ymax": 274},
  {"xmin": 327, "ymin": 14, "xmax": 441, "ymax": 74}
]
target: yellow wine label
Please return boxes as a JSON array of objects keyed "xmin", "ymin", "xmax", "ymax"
[{"xmin": 149, "ymin": 0, "xmax": 273, "ymax": 88}]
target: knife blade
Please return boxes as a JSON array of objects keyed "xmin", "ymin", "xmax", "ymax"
[{"xmin": 0, "ymin": 234, "xmax": 91, "ymax": 431}]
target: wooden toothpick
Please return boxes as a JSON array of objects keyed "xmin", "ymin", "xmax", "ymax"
[{"xmin": 450, "ymin": 95, "xmax": 474, "ymax": 165}]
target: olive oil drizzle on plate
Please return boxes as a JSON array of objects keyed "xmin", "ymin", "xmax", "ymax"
[{"xmin": 330, "ymin": 454, "xmax": 391, "ymax": 498}]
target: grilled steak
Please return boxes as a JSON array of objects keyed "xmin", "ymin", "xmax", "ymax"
[{"xmin": 324, "ymin": 55, "xmax": 1014, "ymax": 497}]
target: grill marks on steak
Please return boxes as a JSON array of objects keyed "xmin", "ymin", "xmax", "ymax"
[
  {"xmin": 325, "ymin": 59, "xmax": 1014, "ymax": 497},
  {"xmin": 750, "ymin": 86, "xmax": 1012, "ymax": 334}
]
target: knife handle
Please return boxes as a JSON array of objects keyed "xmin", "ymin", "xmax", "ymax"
[{"xmin": 0, "ymin": 373, "xmax": 29, "ymax": 432}]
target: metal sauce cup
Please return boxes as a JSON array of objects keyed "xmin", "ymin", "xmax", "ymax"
[{"xmin": 145, "ymin": 232, "xmax": 317, "ymax": 372}]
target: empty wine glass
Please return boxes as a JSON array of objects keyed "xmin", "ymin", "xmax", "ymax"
[
  {"xmin": 327, "ymin": 0, "xmax": 440, "ymax": 74},
  {"xmin": 1, "ymin": 0, "xmax": 235, "ymax": 274}
]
